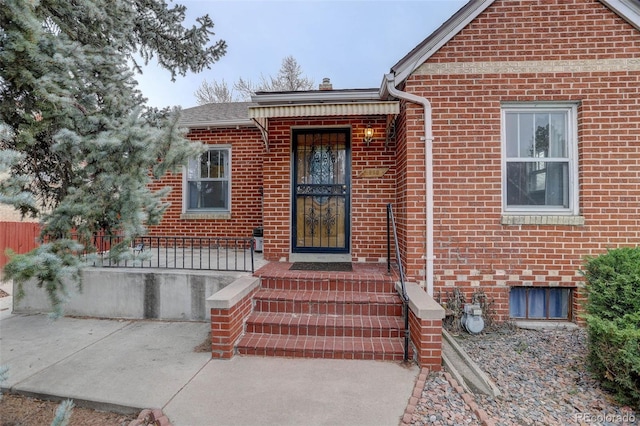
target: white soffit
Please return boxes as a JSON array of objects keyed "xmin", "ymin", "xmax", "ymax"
[{"xmin": 248, "ymin": 102, "xmax": 399, "ymax": 119}]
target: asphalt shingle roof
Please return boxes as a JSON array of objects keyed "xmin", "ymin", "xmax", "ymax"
[{"xmin": 179, "ymin": 102, "xmax": 256, "ymax": 127}]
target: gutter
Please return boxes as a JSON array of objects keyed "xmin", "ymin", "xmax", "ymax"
[{"xmin": 384, "ymin": 73, "xmax": 435, "ymax": 296}]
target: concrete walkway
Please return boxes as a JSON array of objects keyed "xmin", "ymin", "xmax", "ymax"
[{"xmin": 0, "ymin": 282, "xmax": 418, "ymax": 426}]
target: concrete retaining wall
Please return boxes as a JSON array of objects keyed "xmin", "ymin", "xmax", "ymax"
[{"xmin": 13, "ymin": 268, "xmax": 246, "ymax": 321}]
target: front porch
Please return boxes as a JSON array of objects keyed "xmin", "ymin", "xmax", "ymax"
[{"xmin": 13, "ymin": 252, "xmax": 444, "ymax": 370}]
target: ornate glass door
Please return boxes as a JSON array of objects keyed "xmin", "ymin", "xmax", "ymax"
[{"xmin": 292, "ymin": 129, "xmax": 350, "ymax": 253}]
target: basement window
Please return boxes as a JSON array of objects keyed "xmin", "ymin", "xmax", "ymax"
[{"xmin": 509, "ymin": 287, "xmax": 572, "ymax": 320}]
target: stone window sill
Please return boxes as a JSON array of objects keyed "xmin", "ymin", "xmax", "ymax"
[
  {"xmin": 501, "ymin": 215, "xmax": 585, "ymax": 226},
  {"xmin": 181, "ymin": 212, "xmax": 231, "ymax": 220}
]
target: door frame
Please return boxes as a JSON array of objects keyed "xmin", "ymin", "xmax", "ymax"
[{"xmin": 291, "ymin": 127, "xmax": 351, "ymax": 254}]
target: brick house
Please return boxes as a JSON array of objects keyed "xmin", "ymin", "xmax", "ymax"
[
  {"xmin": 392, "ymin": 0, "xmax": 639, "ymax": 323},
  {"xmin": 147, "ymin": 0, "xmax": 639, "ymax": 363}
]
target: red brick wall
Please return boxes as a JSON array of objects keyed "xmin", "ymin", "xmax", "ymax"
[
  {"xmin": 393, "ymin": 99, "xmax": 432, "ymax": 285},
  {"xmin": 429, "ymin": 0, "xmax": 639, "ymax": 64},
  {"xmin": 261, "ymin": 117, "xmax": 396, "ymax": 262},
  {"xmin": 148, "ymin": 126, "xmax": 264, "ymax": 238},
  {"xmin": 210, "ymin": 287, "xmax": 258, "ymax": 359},
  {"xmin": 409, "ymin": 311, "xmax": 443, "ymax": 371},
  {"xmin": 398, "ymin": 0, "xmax": 640, "ymax": 321}
]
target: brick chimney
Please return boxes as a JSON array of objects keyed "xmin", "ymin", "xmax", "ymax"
[{"xmin": 319, "ymin": 77, "xmax": 332, "ymax": 91}]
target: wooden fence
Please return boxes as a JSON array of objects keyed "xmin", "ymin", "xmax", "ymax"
[{"xmin": 0, "ymin": 222, "xmax": 40, "ymax": 271}]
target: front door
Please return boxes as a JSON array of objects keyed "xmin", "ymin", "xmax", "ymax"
[{"xmin": 292, "ymin": 129, "xmax": 350, "ymax": 253}]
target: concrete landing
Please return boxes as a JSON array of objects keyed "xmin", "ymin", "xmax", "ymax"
[
  {"xmin": 0, "ymin": 306, "xmax": 419, "ymax": 425},
  {"xmin": 166, "ymin": 357, "xmax": 418, "ymax": 426},
  {"xmin": 442, "ymin": 329, "xmax": 501, "ymax": 397}
]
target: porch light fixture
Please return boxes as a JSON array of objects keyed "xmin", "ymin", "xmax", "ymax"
[{"xmin": 364, "ymin": 125, "xmax": 374, "ymax": 145}]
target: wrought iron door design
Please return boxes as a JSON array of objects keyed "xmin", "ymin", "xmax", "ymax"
[{"xmin": 293, "ymin": 129, "xmax": 350, "ymax": 253}]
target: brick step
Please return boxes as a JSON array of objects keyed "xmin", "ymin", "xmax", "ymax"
[
  {"xmin": 236, "ymin": 333, "xmax": 407, "ymax": 361},
  {"xmin": 246, "ymin": 312, "xmax": 405, "ymax": 338},
  {"xmin": 253, "ymin": 289, "xmax": 403, "ymax": 316},
  {"xmin": 258, "ymin": 275, "xmax": 396, "ymax": 293}
]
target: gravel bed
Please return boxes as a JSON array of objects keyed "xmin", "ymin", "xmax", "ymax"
[
  {"xmin": 409, "ymin": 327, "xmax": 638, "ymax": 426},
  {"xmin": 409, "ymin": 371, "xmax": 482, "ymax": 426}
]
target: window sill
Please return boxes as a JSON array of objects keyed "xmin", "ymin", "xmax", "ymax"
[
  {"xmin": 501, "ymin": 215, "xmax": 585, "ymax": 226},
  {"xmin": 181, "ymin": 212, "xmax": 231, "ymax": 220},
  {"xmin": 513, "ymin": 320, "xmax": 578, "ymax": 330}
]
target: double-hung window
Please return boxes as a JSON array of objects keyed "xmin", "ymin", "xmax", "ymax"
[
  {"xmin": 502, "ymin": 103, "xmax": 578, "ymax": 214},
  {"xmin": 185, "ymin": 147, "xmax": 230, "ymax": 211}
]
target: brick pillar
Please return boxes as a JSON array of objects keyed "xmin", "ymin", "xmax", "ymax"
[
  {"xmin": 409, "ymin": 312, "xmax": 443, "ymax": 371},
  {"xmin": 402, "ymin": 281, "xmax": 446, "ymax": 371},
  {"xmin": 207, "ymin": 276, "xmax": 260, "ymax": 359},
  {"xmin": 210, "ymin": 294, "xmax": 255, "ymax": 359}
]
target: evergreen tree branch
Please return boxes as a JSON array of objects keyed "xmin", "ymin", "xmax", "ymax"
[{"xmin": 0, "ymin": 0, "xmax": 220, "ymax": 315}]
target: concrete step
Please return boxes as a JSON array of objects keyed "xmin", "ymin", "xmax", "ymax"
[
  {"xmin": 245, "ymin": 312, "xmax": 405, "ymax": 338},
  {"xmin": 237, "ymin": 333, "xmax": 407, "ymax": 361},
  {"xmin": 253, "ymin": 289, "xmax": 403, "ymax": 316}
]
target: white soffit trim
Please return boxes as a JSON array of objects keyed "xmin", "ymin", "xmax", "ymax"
[
  {"xmin": 600, "ymin": 0, "xmax": 640, "ymax": 31},
  {"xmin": 248, "ymin": 102, "xmax": 399, "ymax": 119}
]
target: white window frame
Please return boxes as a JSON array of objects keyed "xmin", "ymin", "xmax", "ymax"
[
  {"xmin": 501, "ymin": 102, "xmax": 579, "ymax": 215},
  {"xmin": 183, "ymin": 145, "xmax": 231, "ymax": 213}
]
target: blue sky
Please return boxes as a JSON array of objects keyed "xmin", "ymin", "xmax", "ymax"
[{"xmin": 136, "ymin": 0, "xmax": 467, "ymax": 108}]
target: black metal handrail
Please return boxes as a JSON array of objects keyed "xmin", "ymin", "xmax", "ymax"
[
  {"xmin": 83, "ymin": 234, "xmax": 255, "ymax": 273},
  {"xmin": 387, "ymin": 204, "xmax": 408, "ymax": 303},
  {"xmin": 387, "ymin": 203, "xmax": 410, "ymax": 362}
]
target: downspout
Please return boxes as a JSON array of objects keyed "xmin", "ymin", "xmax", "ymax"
[{"xmin": 384, "ymin": 73, "xmax": 435, "ymax": 296}]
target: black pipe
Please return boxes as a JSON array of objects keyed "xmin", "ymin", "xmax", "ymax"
[{"xmin": 404, "ymin": 302, "xmax": 410, "ymax": 362}]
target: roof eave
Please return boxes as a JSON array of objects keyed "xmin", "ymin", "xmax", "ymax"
[
  {"xmin": 600, "ymin": 0, "xmax": 640, "ymax": 31},
  {"xmin": 383, "ymin": 0, "xmax": 640, "ymax": 97},
  {"xmin": 248, "ymin": 101, "xmax": 399, "ymax": 119},
  {"xmin": 179, "ymin": 119, "xmax": 255, "ymax": 129},
  {"xmin": 387, "ymin": 0, "xmax": 496, "ymax": 91}
]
